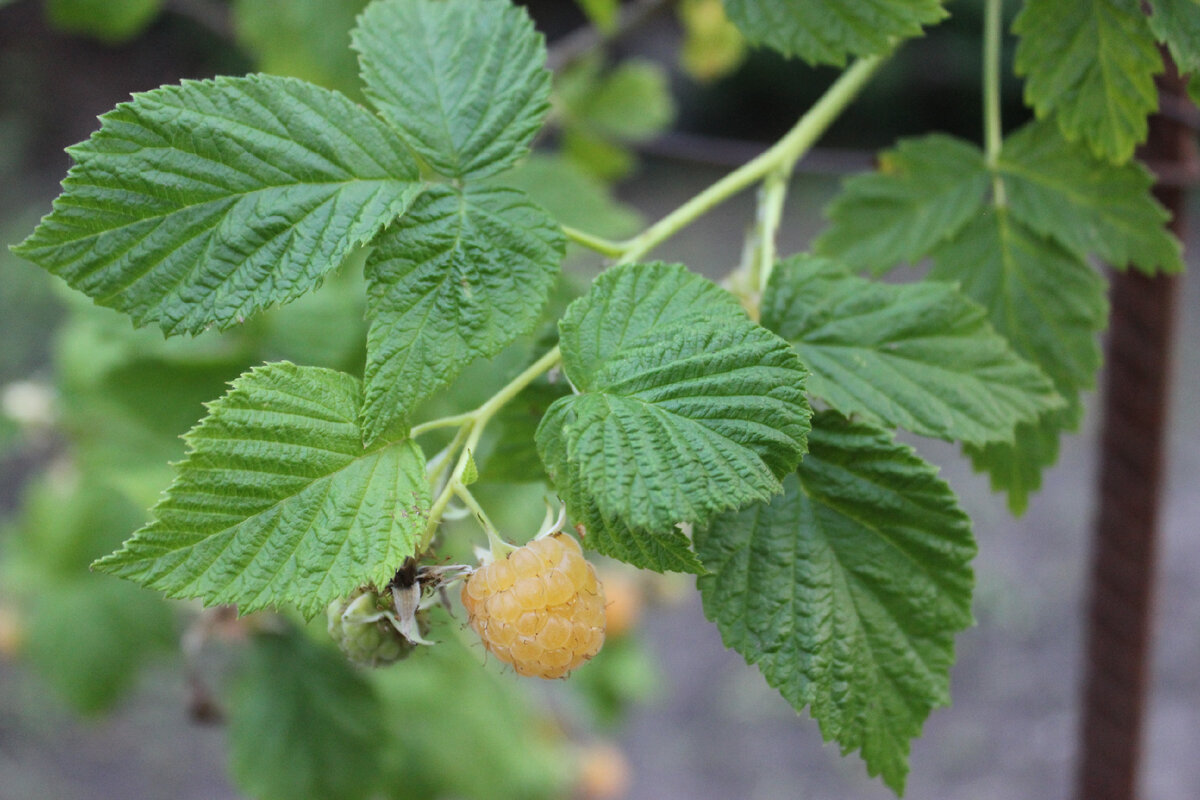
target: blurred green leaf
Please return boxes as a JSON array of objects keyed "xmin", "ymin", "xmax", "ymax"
[
  {"xmin": 4, "ymin": 478, "xmax": 175, "ymax": 714},
  {"xmin": 233, "ymin": 0, "xmax": 371, "ymax": 97},
  {"xmin": 575, "ymin": 0, "xmax": 619, "ymax": 33},
  {"xmin": 372, "ymin": 634, "xmax": 573, "ymax": 800},
  {"xmin": 45, "ymin": 0, "xmax": 162, "ymax": 43},
  {"xmin": 499, "ymin": 155, "xmax": 643, "ymax": 239},
  {"xmin": 1014, "ymin": 0, "xmax": 1160, "ymax": 163},
  {"xmin": 1150, "ymin": 0, "xmax": 1200, "ymax": 73},
  {"xmin": 997, "ymin": 119, "xmax": 1182, "ymax": 275},
  {"xmin": 228, "ymin": 628, "xmax": 387, "ymax": 800},
  {"xmin": 679, "ymin": 0, "xmax": 747, "ymax": 82}
]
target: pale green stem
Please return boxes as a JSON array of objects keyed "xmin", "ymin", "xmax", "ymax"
[
  {"xmin": 616, "ymin": 54, "xmax": 888, "ymax": 266},
  {"xmin": 419, "ymin": 345, "xmax": 562, "ymax": 548},
  {"xmin": 752, "ymin": 168, "xmax": 789, "ymax": 295},
  {"xmin": 983, "ymin": 0, "xmax": 1008, "ymax": 207},
  {"xmin": 563, "ymin": 225, "xmax": 626, "ymax": 257}
]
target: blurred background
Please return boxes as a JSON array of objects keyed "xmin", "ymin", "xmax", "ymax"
[{"xmin": 1, "ymin": 1, "xmax": 1197, "ymax": 798}]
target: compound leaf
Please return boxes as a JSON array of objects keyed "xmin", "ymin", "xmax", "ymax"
[
  {"xmin": 353, "ymin": 0, "xmax": 551, "ymax": 179},
  {"xmin": 762, "ymin": 255, "xmax": 1063, "ymax": 445},
  {"xmin": 94, "ymin": 363, "xmax": 430, "ymax": 618},
  {"xmin": 1014, "ymin": 0, "xmax": 1161, "ymax": 163},
  {"xmin": 538, "ymin": 262, "xmax": 811, "ymax": 543},
  {"xmin": 814, "ymin": 135, "xmax": 989, "ymax": 274},
  {"xmin": 1149, "ymin": 0, "xmax": 1200, "ymax": 74},
  {"xmin": 997, "ymin": 119, "xmax": 1182, "ymax": 275},
  {"xmin": 722, "ymin": 0, "xmax": 947, "ymax": 66},
  {"xmin": 930, "ymin": 211, "xmax": 1108, "ymax": 511},
  {"xmin": 696, "ymin": 411, "xmax": 975, "ymax": 794},
  {"xmin": 228, "ymin": 629, "xmax": 386, "ymax": 800},
  {"xmin": 362, "ymin": 184, "xmax": 564, "ymax": 444},
  {"xmin": 13, "ymin": 75, "xmax": 419, "ymax": 336}
]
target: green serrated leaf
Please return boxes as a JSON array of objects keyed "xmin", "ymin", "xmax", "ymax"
[
  {"xmin": 1014, "ymin": 0, "xmax": 1162, "ymax": 163},
  {"xmin": 997, "ymin": 119, "xmax": 1182, "ymax": 275},
  {"xmin": 696, "ymin": 411, "xmax": 976, "ymax": 794},
  {"xmin": 479, "ymin": 378, "xmax": 571, "ymax": 485},
  {"xmin": 814, "ymin": 134, "xmax": 989, "ymax": 274},
  {"xmin": 1149, "ymin": 0, "xmax": 1200, "ymax": 74},
  {"xmin": 930, "ymin": 210, "xmax": 1108, "ymax": 509},
  {"xmin": 13, "ymin": 75, "xmax": 419, "ymax": 336},
  {"xmin": 362, "ymin": 184, "xmax": 564, "ymax": 445},
  {"xmin": 965, "ymin": 402, "xmax": 1082, "ymax": 515},
  {"xmin": 233, "ymin": 0, "xmax": 371, "ymax": 97},
  {"xmin": 763, "ymin": 255, "xmax": 1063, "ymax": 445},
  {"xmin": 93, "ymin": 363, "xmax": 430, "ymax": 619},
  {"xmin": 45, "ymin": 0, "xmax": 161, "ymax": 43},
  {"xmin": 353, "ymin": 0, "xmax": 551, "ymax": 179},
  {"xmin": 722, "ymin": 0, "xmax": 947, "ymax": 66},
  {"xmin": 538, "ymin": 262, "xmax": 811, "ymax": 544},
  {"xmin": 228, "ymin": 629, "xmax": 386, "ymax": 800},
  {"xmin": 540, "ymin": 422, "xmax": 708, "ymax": 574}
]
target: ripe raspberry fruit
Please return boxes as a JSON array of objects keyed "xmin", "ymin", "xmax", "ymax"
[{"xmin": 461, "ymin": 532, "xmax": 606, "ymax": 679}]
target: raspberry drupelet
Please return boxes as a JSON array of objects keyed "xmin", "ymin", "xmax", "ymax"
[{"xmin": 461, "ymin": 532, "xmax": 606, "ymax": 679}]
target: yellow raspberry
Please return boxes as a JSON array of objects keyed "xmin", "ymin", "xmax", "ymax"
[{"xmin": 461, "ymin": 532, "xmax": 606, "ymax": 679}]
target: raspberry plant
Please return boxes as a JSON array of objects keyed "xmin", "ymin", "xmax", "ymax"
[{"xmin": 4, "ymin": 0, "xmax": 1194, "ymax": 796}]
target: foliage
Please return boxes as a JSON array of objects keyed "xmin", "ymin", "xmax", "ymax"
[{"xmin": 5, "ymin": 0, "xmax": 1193, "ymax": 796}]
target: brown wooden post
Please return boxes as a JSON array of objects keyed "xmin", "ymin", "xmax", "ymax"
[{"xmin": 1075, "ymin": 54, "xmax": 1195, "ymax": 800}]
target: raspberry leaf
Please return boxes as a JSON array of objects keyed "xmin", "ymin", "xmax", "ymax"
[
  {"xmin": 931, "ymin": 211, "xmax": 1108, "ymax": 513},
  {"xmin": 539, "ymin": 262, "xmax": 811, "ymax": 541},
  {"xmin": 762, "ymin": 255, "xmax": 1064, "ymax": 445},
  {"xmin": 997, "ymin": 120, "xmax": 1181, "ymax": 275},
  {"xmin": 722, "ymin": 0, "xmax": 947, "ymax": 66},
  {"xmin": 12, "ymin": 75, "xmax": 420, "ymax": 336},
  {"xmin": 93, "ymin": 363, "xmax": 430, "ymax": 618},
  {"xmin": 361, "ymin": 184, "xmax": 564, "ymax": 445},
  {"xmin": 1014, "ymin": 0, "xmax": 1161, "ymax": 164},
  {"xmin": 695, "ymin": 411, "xmax": 976, "ymax": 794},
  {"xmin": 229, "ymin": 629, "xmax": 387, "ymax": 800},
  {"xmin": 1148, "ymin": 0, "xmax": 1200, "ymax": 74},
  {"xmin": 353, "ymin": 0, "xmax": 551, "ymax": 179},
  {"xmin": 813, "ymin": 134, "xmax": 989, "ymax": 274}
]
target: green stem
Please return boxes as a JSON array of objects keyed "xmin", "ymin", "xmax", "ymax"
[
  {"xmin": 563, "ymin": 225, "xmax": 626, "ymax": 257},
  {"xmin": 419, "ymin": 345, "xmax": 562, "ymax": 549},
  {"xmin": 983, "ymin": 0, "xmax": 1008, "ymax": 206},
  {"xmin": 752, "ymin": 168, "xmax": 789, "ymax": 295},
  {"xmin": 617, "ymin": 54, "xmax": 888, "ymax": 265}
]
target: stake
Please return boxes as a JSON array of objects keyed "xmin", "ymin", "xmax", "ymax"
[{"xmin": 1075, "ymin": 52, "xmax": 1194, "ymax": 800}]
